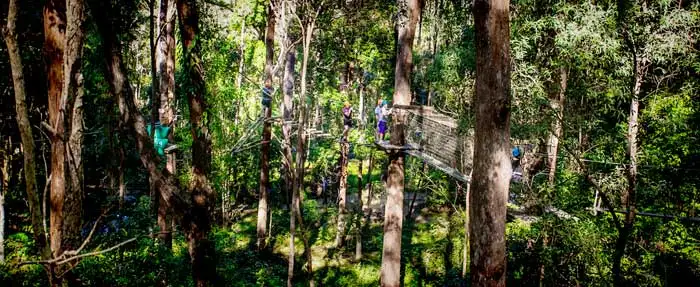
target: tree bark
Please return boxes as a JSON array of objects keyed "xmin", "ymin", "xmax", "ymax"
[
  {"xmin": 282, "ymin": 43, "xmax": 296, "ymax": 206},
  {"xmin": 462, "ymin": 178, "xmax": 471, "ymax": 279},
  {"xmin": 157, "ymin": 0, "xmax": 176, "ymax": 250},
  {"xmin": 42, "ymin": 0, "xmax": 87, "ymax": 283},
  {"xmin": 62, "ymin": 0, "xmax": 87, "ymax": 255},
  {"xmin": 336, "ymin": 141, "xmax": 349, "ymax": 248},
  {"xmin": 44, "ymin": 0, "xmax": 67, "ymax": 265},
  {"xmin": 257, "ymin": 0, "xmax": 276, "ymax": 250},
  {"xmin": 359, "ymin": 84, "xmax": 365, "ymax": 126},
  {"xmin": 547, "ymin": 66, "xmax": 567, "ymax": 185},
  {"xmin": 354, "ymin": 158, "xmax": 364, "ymax": 261},
  {"xmin": 150, "ymin": 0, "xmax": 159, "ymax": 128},
  {"xmin": 4, "ymin": 0, "xmax": 49, "ymax": 259},
  {"xmin": 176, "ymin": 0, "xmax": 217, "ymax": 285},
  {"xmin": 470, "ymin": 0, "xmax": 511, "ymax": 286},
  {"xmin": 236, "ymin": 18, "xmax": 246, "ymax": 89},
  {"xmin": 612, "ymin": 56, "xmax": 645, "ymax": 287},
  {"xmin": 0, "ymin": 140, "xmax": 8, "ymax": 264},
  {"xmin": 295, "ymin": 12, "xmax": 318, "ymax": 285},
  {"xmin": 380, "ymin": 1, "xmax": 420, "ymax": 286},
  {"xmin": 284, "ymin": 27, "xmax": 297, "ymax": 287}
]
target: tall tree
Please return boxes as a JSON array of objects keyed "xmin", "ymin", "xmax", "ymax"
[
  {"xmin": 547, "ymin": 67, "xmax": 567, "ymax": 185},
  {"xmin": 380, "ymin": 0, "xmax": 421, "ymax": 286},
  {"xmin": 283, "ymin": 25, "xmax": 297, "ymax": 287},
  {"xmin": 157, "ymin": 0, "xmax": 176, "ymax": 249},
  {"xmin": 43, "ymin": 0, "xmax": 87, "ymax": 283},
  {"xmin": 282, "ymin": 37, "xmax": 295, "ymax": 206},
  {"xmin": 288, "ymin": 2, "xmax": 323, "ymax": 284},
  {"xmin": 470, "ymin": 0, "xmax": 511, "ymax": 286},
  {"xmin": 257, "ymin": 0, "xmax": 276, "ymax": 250},
  {"xmin": 61, "ymin": 0, "xmax": 87, "ymax": 255},
  {"xmin": 336, "ymin": 141, "xmax": 349, "ymax": 247},
  {"xmin": 43, "ymin": 0, "xmax": 66, "ymax": 263},
  {"xmin": 0, "ymin": 139, "xmax": 8, "ymax": 263},
  {"xmin": 3, "ymin": 0, "xmax": 49, "ymax": 259},
  {"xmin": 176, "ymin": 0, "xmax": 217, "ymax": 285}
]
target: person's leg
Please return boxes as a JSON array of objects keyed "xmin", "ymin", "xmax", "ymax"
[{"xmin": 379, "ymin": 121, "xmax": 387, "ymax": 141}]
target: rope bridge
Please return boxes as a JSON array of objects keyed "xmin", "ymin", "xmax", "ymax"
[{"xmin": 376, "ymin": 105, "xmax": 473, "ymax": 183}]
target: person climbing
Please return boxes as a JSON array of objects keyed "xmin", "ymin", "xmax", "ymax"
[
  {"xmin": 342, "ymin": 101, "xmax": 353, "ymax": 141},
  {"xmin": 375, "ymin": 99, "xmax": 390, "ymax": 142},
  {"xmin": 261, "ymin": 79, "xmax": 273, "ymax": 109}
]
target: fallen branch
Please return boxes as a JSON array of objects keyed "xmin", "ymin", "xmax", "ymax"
[
  {"xmin": 19, "ymin": 236, "xmax": 136, "ymax": 267},
  {"xmin": 67, "ymin": 209, "xmax": 111, "ymax": 256}
]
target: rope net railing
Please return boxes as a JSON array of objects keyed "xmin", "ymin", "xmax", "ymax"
[{"xmin": 387, "ymin": 105, "xmax": 473, "ymax": 183}]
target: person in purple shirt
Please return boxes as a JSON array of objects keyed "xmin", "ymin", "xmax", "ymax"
[{"xmin": 342, "ymin": 101, "xmax": 353, "ymax": 141}]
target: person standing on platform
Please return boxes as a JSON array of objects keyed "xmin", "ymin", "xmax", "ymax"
[{"xmin": 342, "ymin": 101, "xmax": 353, "ymax": 141}]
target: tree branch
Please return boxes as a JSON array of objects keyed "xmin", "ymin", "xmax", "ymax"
[
  {"xmin": 56, "ymin": 237, "xmax": 137, "ymax": 265},
  {"xmin": 560, "ymin": 142, "xmax": 622, "ymax": 231}
]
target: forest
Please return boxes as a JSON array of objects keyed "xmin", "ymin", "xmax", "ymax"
[{"xmin": 0, "ymin": 0, "xmax": 699, "ymax": 286}]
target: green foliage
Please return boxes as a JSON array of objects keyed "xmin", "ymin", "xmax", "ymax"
[{"xmin": 2, "ymin": 0, "xmax": 700, "ymax": 285}]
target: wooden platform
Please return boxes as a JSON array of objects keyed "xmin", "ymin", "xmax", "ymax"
[
  {"xmin": 405, "ymin": 149, "xmax": 471, "ymax": 183},
  {"xmin": 374, "ymin": 141, "xmax": 421, "ymax": 151}
]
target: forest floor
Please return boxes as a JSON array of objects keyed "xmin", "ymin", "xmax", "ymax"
[{"xmin": 218, "ymin": 188, "xmax": 466, "ymax": 286}]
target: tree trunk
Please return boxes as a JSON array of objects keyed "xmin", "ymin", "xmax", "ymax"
[
  {"xmin": 355, "ymin": 159, "xmax": 364, "ymax": 261},
  {"xmin": 4, "ymin": 0, "xmax": 49, "ymax": 259},
  {"xmin": 157, "ymin": 0, "xmax": 176, "ymax": 250},
  {"xmin": 44, "ymin": 0, "xmax": 87, "ymax": 282},
  {"xmin": 288, "ymin": 182, "xmax": 296, "ymax": 287},
  {"xmin": 282, "ymin": 45, "xmax": 296, "ymax": 206},
  {"xmin": 44, "ymin": 0, "xmax": 67, "ymax": 266},
  {"xmin": 0, "ymin": 140, "xmax": 9, "ymax": 264},
  {"xmin": 470, "ymin": 0, "xmax": 511, "ymax": 286},
  {"xmin": 336, "ymin": 141, "xmax": 349, "ymax": 247},
  {"xmin": 547, "ymin": 66, "xmax": 567, "ymax": 185},
  {"xmin": 359, "ymin": 152, "xmax": 375, "ymax": 261},
  {"xmin": 62, "ymin": 0, "xmax": 87, "ymax": 256},
  {"xmin": 150, "ymin": 0, "xmax": 159, "ymax": 127},
  {"xmin": 462, "ymin": 178, "xmax": 471, "ymax": 279},
  {"xmin": 284, "ymin": 30, "xmax": 297, "ymax": 287},
  {"xmin": 359, "ymin": 84, "xmax": 365, "ymax": 126},
  {"xmin": 380, "ymin": 1, "xmax": 420, "ymax": 286},
  {"xmin": 236, "ymin": 19, "xmax": 246, "ymax": 89},
  {"xmin": 176, "ymin": 0, "xmax": 217, "ymax": 285},
  {"xmin": 297, "ymin": 18, "xmax": 317, "ymax": 286},
  {"xmin": 148, "ymin": 0, "xmax": 159, "ymax": 231},
  {"xmin": 257, "ymin": 0, "xmax": 276, "ymax": 250},
  {"xmin": 612, "ymin": 56, "xmax": 644, "ymax": 287}
]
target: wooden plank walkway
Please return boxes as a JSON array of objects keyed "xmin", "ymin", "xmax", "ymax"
[{"xmin": 374, "ymin": 141, "xmax": 421, "ymax": 151}]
